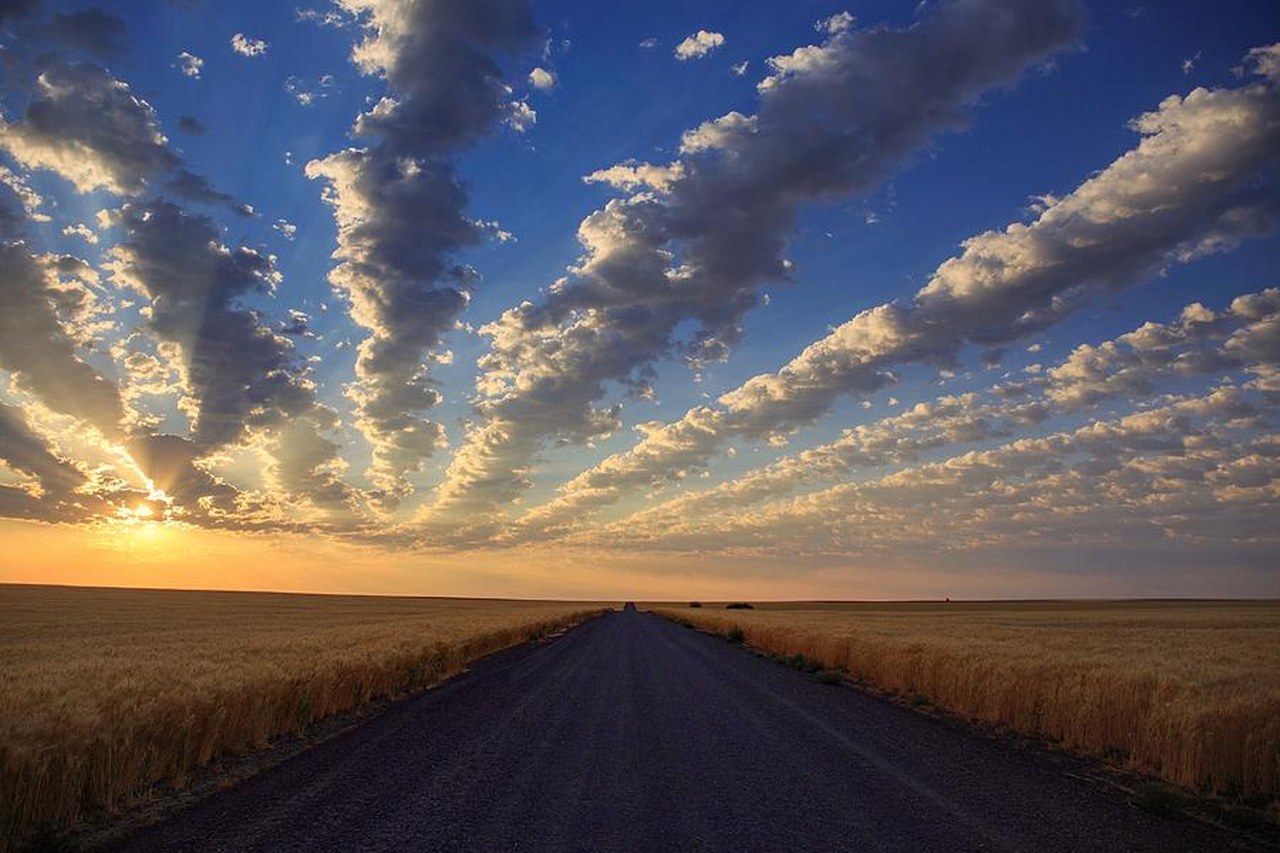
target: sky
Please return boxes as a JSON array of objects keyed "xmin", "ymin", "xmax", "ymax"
[{"xmin": 0, "ymin": 0, "xmax": 1277, "ymax": 600}]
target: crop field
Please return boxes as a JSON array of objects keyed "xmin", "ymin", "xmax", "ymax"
[
  {"xmin": 0, "ymin": 584, "xmax": 609, "ymax": 848},
  {"xmin": 654, "ymin": 600, "xmax": 1280, "ymax": 809}
]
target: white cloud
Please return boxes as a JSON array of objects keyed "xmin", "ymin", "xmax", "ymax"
[
  {"xmin": 583, "ymin": 160, "xmax": 684, "ymax": 192},
  {"xmin": 816, "ymin": 12, "xmax": 855, "ymax": 35},
  {"xmin": 175, "ymin": 51, "xmax": 203, "ymax": 78},
  {"xmin": 675, "ymin": 30, "xmax": 725, "ymax": 61},
  {"xmin": 231, "ymin": 33, "xmax": 268, "ymax": 58},
  {"xmin": 731, "ymin": 60, "xmax": 749, "ymax": 76},
  {"xmin": 296, "ymin": 7, "xmax": 352, "ymax": 28},
  {"xmin": 639, "ymin": 38, "xmax": 658, "ymax": 49},
  {"xmin": 529, "ymin": 67, "xmax": 556, "ymax": 90},
  {"xmin": 285, "ymin": 74, "xmax": 337, "ymax": 106},
  {"xmin": 61, "ymin": 223, "xmax": 98, "ymax": 244},
  {"xmin": 504, "ymin": 98, "xmax": 537, "ymax": 132}
]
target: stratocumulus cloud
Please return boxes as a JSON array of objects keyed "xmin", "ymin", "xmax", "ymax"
[
  {"xmin": 306, "ymin": 0, "xmax": 542, "ymax": 503},
  {"xmin": 423, "ymin": 0, "xmax": 1086, "ymax": 537},
  {"xmin": 582, "ymin": 290, "xmax": 1280, "ymax": 542},
  {"xmin": 508, "ymin": 47, "xmax": 1280, "ymax": 542}
]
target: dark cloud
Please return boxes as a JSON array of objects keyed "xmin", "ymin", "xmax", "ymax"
[
  {"xmin": 0, "ymin": 0, "xmax": 38, "ymax": 24},
  {"xmin": 307, "ymin": 0, "xmax": 544, "ymax": 500},
  {"xmin": 0, "ymin": 403, "xmax": 86, "ymax": 495},
  {"xmin": 165, "ymin": 167, "xmax": 252, "ymax": 215},
  {"xmin": 0, "ymin": 61, "xmax": 244, "ymax": 213},
  {"xmin": 47, "ymin": 7, "xmax": 127, "ymax": 59},
  {"xmin": 111, "ymin": 201, "xmax": 308, "ymax": 449},
  {"xmin": 0, "ymin": 243, "xmax": 126, "ymax": 437},
  {"xmin": 111, "ymin": 201, "xmax": 359, "ymax": 514},
  {"xmin": 126, "ymin": 433, "xmax": 236, "ymax": 510},
  {"xmin": 0, "ymin": 402, "xmax": 116, "ymax": 524},
  {"xmin": 1, "ymin": 62, "xmax": 177, "ymax": 194},
  {"xmin": 177, "ymin": 114, "xmax": 206, "ymax": 135},
  {"xmin": 0, "ymin": 172, "xmax": 26, "ymax": 240}
]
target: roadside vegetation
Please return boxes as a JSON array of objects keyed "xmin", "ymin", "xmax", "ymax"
[
  {"xmin": 0, "ymin": 585, "xmax": 609, "ymax": 851},
  {"xmin": 653, "ymin": 600, "xmax": 1280, "ymax": 814}
]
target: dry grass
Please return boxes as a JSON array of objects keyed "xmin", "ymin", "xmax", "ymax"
[
  {"xmin": 0, "ymin": 584, "xmax": 609, "ymax": 849},
  {"xmin": 653, "ymin": 600, "xmax": 1280, "ymax": 807}
]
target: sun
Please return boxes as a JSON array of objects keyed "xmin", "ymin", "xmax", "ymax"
[{"xmin": 115, "ymin": 503, "xmax": 161, "ymax": 523}]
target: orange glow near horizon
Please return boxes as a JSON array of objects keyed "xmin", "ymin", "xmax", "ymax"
[{"xmin": 2, "ymin": 518, "xmax": 1276, "ymax": 602}]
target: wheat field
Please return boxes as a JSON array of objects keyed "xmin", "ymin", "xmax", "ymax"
[
  {"xmin": 0, "ymin": 584, "xmax": 609, "ymax": 849},
  {"xmin": 654, "ymin": 600, "xmax": 1280, "ymax": 808}
]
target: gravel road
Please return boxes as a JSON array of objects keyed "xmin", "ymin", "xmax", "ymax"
[{"xmin": 111, "ymin": 607, "xmax": 1254, "ymax": 852}]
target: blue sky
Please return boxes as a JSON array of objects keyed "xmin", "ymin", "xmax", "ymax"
[{"xmin": 0, "ymin": 0, "xmax": 1278, "ymax": 597}]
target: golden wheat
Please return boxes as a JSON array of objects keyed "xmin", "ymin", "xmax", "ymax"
[
  {"xmin": 0, "ymin": 584, "xmax": 609, "ymax": 849},
  {"xmin": 654, "ymin": 600, "xmax": 1280, "ymax": 806}
]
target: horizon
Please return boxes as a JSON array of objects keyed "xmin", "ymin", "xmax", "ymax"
[
  {"xmin": 3, "ymin": 580, "xmax": 1276, "ymax": 606},
  {"xmin": 1, "ymin": 0, "xmax": 1278, "ymax": 599}
]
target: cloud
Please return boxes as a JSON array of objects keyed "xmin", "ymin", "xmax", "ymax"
[
  {"xmin": 674, "ymin": 30, "xmax": 724, "ymax": 61},
  {"xmin": 106, "ymin": 201, "xmax": 303, "ymax": 449},
  {"xmin": 175, "ymin": 51, "xmax": 203, "ymax": 78},
  {"xmin": 0, "ymin": 403, "xmax": 87, "ymax": 497},
  {"xmin": 0, "ymin": 0, "xmax": 38, "ymax": 24},
  {"xmin": 0, "ymin": 62, "xmax": 242, "ymax": 212},
  {"xmin": 638, "ymin": 37, "xmax": 658, "ymax": 49},
  {"xmin": 306, "ymin": 0, "xmax": 543, "ymax": 502},
  {"xmin": 556, "ymin": 289, "xmax": 1280, "ymax": 543},
  {"xmin": 296, "ymin": 6, "xmax": 353, "ymax": 28},
  {"xmin": 528, "ymin": 66, "xmax": 555, "ymax": 90},
  {"xmin": 46, "ymin": 7, "xmax": 127, "ymax": 59},
  {"xmin": 285, "ymin": 74, "xmax": 337, "ymax": 106},
  {"xmin": 125, "ymin": 433, "xmax": 238, "ymax": 516},
  {"xmin": 0, "ymin": 403, "xmax": 109, "ymax": 523},
  {"xmin": 61, "ymin": 222, "xmax": 97, "ymax": 243},
  {"xmin": 731, "ymin": 60, "xmax": 748, "ymax": 76},
  {"xmin": 504, "ymin": 47, "xmax": 1280, "ymax": 540},
  {"xmin": 230, "ymin": 33, "xmax": 267, "ymax": 57},
  {"xmin": 503, "ymin": 97, "xmax": 536, "ymax": 132},
  {"xmin": 587, "ymin": 385, "xmax": 1278, "ymax": 557},
  {"xmin": 0, "ymin": 242, "xmax": 126, "ymax": 439},
  {"xmin": 0, "ymin": 164, "xmax": 48, "ymax": 238},
  {"xmin": 423, "ymin": 0, "xmax": 1085, "ymax": 536},
  {"xmin": 0, "ymin": 63, "xmax": 176, "ymax": 194},
  {"xmin": 816, "ymin": 12, "xmax": 855, "ymax": 35},
  {"xmin": 105, "ymin": 201, "xmax": 360, "ymax": 516},
  {"xmin": 177, "ymin": 114, "xmax": 206, "ymax": 134}
]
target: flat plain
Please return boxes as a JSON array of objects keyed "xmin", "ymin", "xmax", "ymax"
[
  {"xmin": 654, "ymin": 600, "xmax": 1280, "ymax": 810},
  {"xmin": 0, "ymin": 584, "xmax": 608, "ymax": 849}
]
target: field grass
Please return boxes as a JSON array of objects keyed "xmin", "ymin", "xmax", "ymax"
[
  {"xmin": 0, "ymin": 584, "xmax": 609, "ymax": 849},
  {"xmin": 652, "ymin": 600, "xmax": 1280, "ymax": 810}
]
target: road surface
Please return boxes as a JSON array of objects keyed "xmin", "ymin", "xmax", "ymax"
[{"xmin": 112, "ymin": 608, "xmax": 1251, "ymax": 852}]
